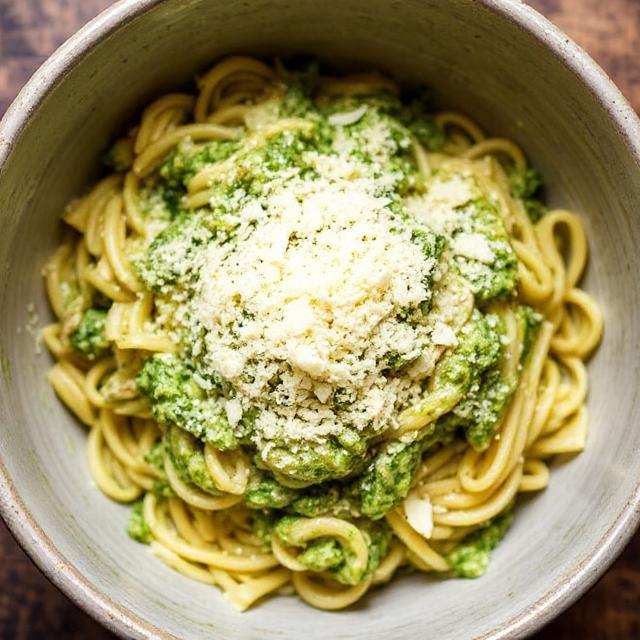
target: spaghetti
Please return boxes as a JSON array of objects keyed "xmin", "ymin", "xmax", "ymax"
[{"xmin": 43, "ymin": 57, "xmax": 602, "ymax": 611}]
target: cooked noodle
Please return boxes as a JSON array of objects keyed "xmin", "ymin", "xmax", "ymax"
[{"xmin": 44, "ymin": 56, "xmax": 602, "ymax": 611}]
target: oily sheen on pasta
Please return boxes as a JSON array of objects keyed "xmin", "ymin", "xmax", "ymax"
[{"xmin": 44, "ymin": 57, "xmax": 603, "ymax": 611}]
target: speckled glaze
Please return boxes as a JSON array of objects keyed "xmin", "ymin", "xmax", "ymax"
[{"xmin": 0, "ymin": 1, "xmax": 639, "ymax": 638}]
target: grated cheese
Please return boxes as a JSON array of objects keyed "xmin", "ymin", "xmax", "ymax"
[
  {"xmin": 155, "ymin": 115, "xmax": 511, "ymax": 454},
  {"xmin": 431, "ymin": 322, "xmax": 458, "ymax": 347},
  {"xmin": 328, "ymin": 105, "xmax": 368, "ymax": 126},
  {"xmin": 185, "ymin": 167, "xmax": 436, "ymax": 446},
  {"xmin": 403, "ymin": 490, "xmax": 434, "ymax": 539},
  {"xmin": 452, "ymin": 232, "xmax": 495, "ymax": 264}
]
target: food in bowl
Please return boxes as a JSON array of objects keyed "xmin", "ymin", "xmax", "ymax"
[{"xmin": 42, "ymin": 56, "xmax": 603, "ymax": 611}]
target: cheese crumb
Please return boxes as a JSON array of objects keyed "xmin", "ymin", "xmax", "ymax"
[
  {"xmin": 431, "ymin": 322, "xmax": 458, "ymax": 347},
  {"xmin": 404, "ymin": 490, "xmax": 434, "ymax": 539},
  {"xmin": 452, "ymin": 232, "xmax": 495, "ymax": 264},
  {"xmin": 328, "ymin": 105, "xmax": 368, "ymax": 126}
]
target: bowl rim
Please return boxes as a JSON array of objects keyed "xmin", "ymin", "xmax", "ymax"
[{"xmin": 1, "ymin": 0, "xmax": 639, "ymax": 637}]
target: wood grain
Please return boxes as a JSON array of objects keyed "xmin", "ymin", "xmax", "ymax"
[{"xmin": 0, "ymin": 0, "xmax": 639, "ymax": 638}]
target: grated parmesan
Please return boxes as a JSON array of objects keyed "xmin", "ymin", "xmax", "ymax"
[
  {"xmin": 403, "ymin": 490, "xmax": 434, "ymax": 539},
  {"xmin": 184, "ymin": 167, "xmax": 437, "ymax": 447},
  {"xmin": 152, "ymin": 111, "xmax": 511, "ymax": 457}
]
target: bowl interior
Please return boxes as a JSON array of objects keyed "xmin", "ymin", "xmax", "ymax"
[{"xmin": 1, "ymin": 1, "xmax": 640, "ymax": 638}]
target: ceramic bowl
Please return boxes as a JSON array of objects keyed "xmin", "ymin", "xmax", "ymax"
[{"xmin": 1, "ymin": 1, "xmax": 639, "ymax": 638}]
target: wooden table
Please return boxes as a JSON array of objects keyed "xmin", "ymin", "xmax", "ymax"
[{"xmin": 0, "ymin": 1, "xmax": 639, "ymax": 637}]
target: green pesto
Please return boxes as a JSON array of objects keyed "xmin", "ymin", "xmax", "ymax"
[
  {"xmin": 278, "ymin": 62, "xmax": 319, "ymax": 117},
  {"xmin": 433, "ymin": 311, "xmax": 512, "ymax": 451},
  {"xmin": 345, "ymin": 109, "xmax": 413, "ymax": 179},
  {"xmin": 289, "ymin": 484, "xmax": 340, "ymax": 517},
  {"xmin": 136, "ymin": 212, "xmax": 213, "ymax": 292},
  {"xmin": 207, "ymin": 130, "xmax": 319, "ymax": 200},
  {"xmin": 438, "ymin": 311, "xmax": 501, "ymax": 385},
  {"xmin": 151, "ymin": 479, "xmax": 175, "ymax": 498},
  {"xmin": 317, "ymin": 87, "xmax": 445, "ymax": 153},
  {"xmin": 298, "ymin": 538, "xmax": 344, "ymax": 572},
  {"xmin": 457, "ymin": 370, "xmax": 515, "ymax": 451},
  {"xmin": 70, "ymin": 308, "xmax": 110, "ymax": 360},
  {"xmin": 383, "ymin": 350, "xmax": 413, "ymax": 372},
  {"xmin": 519, "ymin": 304, "xmax": 543, "ymax": 364},
  {"xmin": 165, "ymin": 426, "xmax": 219, "ymax": 494},
  {"xmin": 509, "ymin": 167, "xmax": 541, "ymax": 199},
  {"xmin": 446, "ymin": 305, "xmax": 542, "ymax": 451},
  {"xmin": 137, "ymin": 353, "xmax": 201, "ymax": 409},
  {"xmin": 127, "ymin": 500, "xmax": 151, "ymax": 544},
  {"xmin": 410, "ymin": 228, "xmax": 447, "ymax": 312},
  {"xmin": 508, "ymin": 167, "xmax": 547, "ymax": 223},
  {"xmin": 262, "ymin": 428, "xmax": 368, "ymax": 484},
  {"xmin": 127, "ymin": 68, "xmax": 531, "ymax": 573},
  {"xmin": 160, "ymin": 138, "xmax": 240, "ymax": 210},
  {"xmin": 136, "ymin": 82, "xmax": 444, "ymax": 297},
  {"xmin": 280, "ymin": 83, "xmax": 315, "ymax": 118},
  {"xmin": 136, "ymin": 354, "xmax": 238, "ymax": 449},
  {"xmin": 251, "ymin": 510, "xmax": 278, "ymax": 546},
  {"xmin": 363, "ymin": 520, "xmax": 393, "ymax": 577},
  {"xmin": 102, "ymin": 137, "xmax": 134, "ymax": 172},
  {"xmin": 144, "ymin": 441, "xmax": 165, "ymax": 471},
  {"xmin": 139, "ymin": 184, "xmax": 181, "ymax": 224},
  {"xmin": 136, "ymin": 129, "xmax": 323, "ymax": 294},
  {"xmin": 396, "ymin": 91, "xmax": 446, "ymax": 151},
  {"xmin": 143, "ymin": 441, "xmax": 175, "ymax": 497},
  {"xmin": 330, "ymin": 520, "xmax": 391, "ymax": 585},
  {"xmin": 273, "ymin": 515, "xmax": 303, "ymax": 544},
  {"xmin": 244, "ymin": 471, "xmax": 299, "ymax": 509},
  {"xmin": 274, "ymin": 516, "xmax": 391, "ymax": 585},
  {"xmin": 358, "ymin": 440, "xmax": 421, "ymax": 520},
  {"xmin": 453, "ymin": 198, "xmax": 518, "ymax": 300},
  {"xmin": 245, "ymin": 129, "xmax": 322, "ymax": 191},
  {"xmin": 257, "ymin": 131, "xmax": 318, "ymax": 176},
  {"xmin": 407, "ymin": 310, "xmax": 503, "ymax": 429},
  {"xmin": 279, "ymin": 81, "xmax": 441, "ymax": 196},
  {"xmin": 274, "ymin": 516, "xmax": 370, "ymax": 584},
  {"xmin": 447, "ymin": 510, "xmax": 513, "ymax": 578},
  {"xmin": 244, "ymin": 471, "xmax": 341, "ymax": 515}
]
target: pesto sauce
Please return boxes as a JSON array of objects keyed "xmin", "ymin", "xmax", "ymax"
[
  {"xmin": 358, "ymin": 440, "xmax": 422, "ymax": 520},
  {"xmin": 70, "ymin": 308, "xmax": 110, "ymax": 360},
  {"xmin": 273, "ymin": 516, "xmax": 392, "ymax": 586},
  {"xmin": 447, "ymin": 510, "xmax": 513, "ymax": 578},
  {"xmin": 432, "ymin": 311, "xmax": 512, "ymax": 451},
  {"xmin": 453, "ymin": 198, "xmax": 518, "ymax": 300},
  {"xmin": 136, "ymin": 354, "xmax": 238, "ymax": 449},
  {"xmin": 519, "ymin": 304, "xmax": 543, "ymax": 364},
  {"xmin": 508, "ymin": 167, "xmax": 547, "ymax": 223},
  {"xmin": 127, "ymin": 500, "xmax": 152, "ymax": 544},
  {"xmin": 244, "ymin": 471, "xmax": 299, "ymax": 509},
  {"xmin": 165, "ymin": 426, "xmax": 220, "ymax": 494},
  {"xmin": 261, "ymin": 431, "xmax": 368, "ymax": 484}
]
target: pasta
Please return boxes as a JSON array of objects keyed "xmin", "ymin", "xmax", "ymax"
[{"xmin": 43, "ymin": 57, "xmax": 602, "ymax": 611}]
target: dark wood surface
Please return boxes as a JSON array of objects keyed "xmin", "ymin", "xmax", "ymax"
[{"xmin": 0, "ymin": 0, "xmax": 639, "ymax": 637}]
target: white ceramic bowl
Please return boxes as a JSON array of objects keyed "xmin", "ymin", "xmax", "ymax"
[{"xmin": 1, "ymin": 1, "xmax": 639, "ymax": 638}]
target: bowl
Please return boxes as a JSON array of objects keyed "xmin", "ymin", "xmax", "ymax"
[{"xmin": 1, "ymin": 1, "xmax": 639, "ymax": 638}]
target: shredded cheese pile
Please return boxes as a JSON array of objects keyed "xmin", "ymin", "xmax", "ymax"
[{"xmin": 185, "ymin": 165, "xmax": 440, "ymax": 446}]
